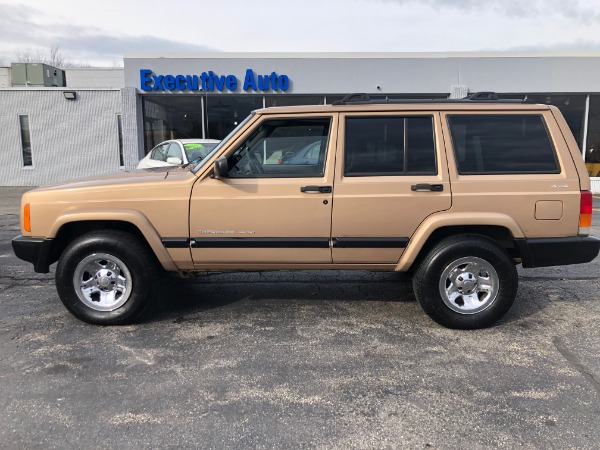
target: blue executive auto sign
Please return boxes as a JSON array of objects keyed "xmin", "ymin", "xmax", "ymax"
[{"xmin": 140, "ymin": 69, "xmax": 290, "ymax": 92}]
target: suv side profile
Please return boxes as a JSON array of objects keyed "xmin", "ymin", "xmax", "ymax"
[{"xmin": 12, "ymin": 93, "xmax": 600, "ymax": 329}]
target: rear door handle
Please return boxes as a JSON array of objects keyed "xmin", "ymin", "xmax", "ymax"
[
  {"xmin": 301, "ymin": 186, "xmax": 332, "ymax": 193},
  {"xmin": 411, "ymin": 183, "xmax": 443, "ymax": 192}
]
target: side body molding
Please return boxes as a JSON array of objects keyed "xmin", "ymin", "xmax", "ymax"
[{"xmin": 395, "ymin": 212, "xmax": 525, "ymax": 272}]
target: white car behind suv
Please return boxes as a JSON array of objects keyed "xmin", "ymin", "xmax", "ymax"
[{"xmin": 137, "ymin": 139, "xmax": 220, "ymax": 169}]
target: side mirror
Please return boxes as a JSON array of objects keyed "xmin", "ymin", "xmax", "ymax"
[
  {"xmin": 166, "ymin": 157, "xmax": 183, "ymax": 165},
  {"xmin": 213, "ymin": 157, "xmax": 229, "ymax": 179}
]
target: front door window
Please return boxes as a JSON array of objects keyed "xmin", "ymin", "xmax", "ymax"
[{"xmin": 227, "ymin": 119, "xmax": 331, "ymax": 178}]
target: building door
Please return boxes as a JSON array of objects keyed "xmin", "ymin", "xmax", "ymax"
[{"xmin": 190, "ymin": 114, "xmax": 337, "ymax": 266}]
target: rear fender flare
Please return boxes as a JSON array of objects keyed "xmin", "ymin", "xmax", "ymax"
[{"xmin": 395, "ymin": 212, "xmax": 524, "ymax": 272}]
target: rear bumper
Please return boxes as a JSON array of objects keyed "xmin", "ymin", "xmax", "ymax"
[
  {"xmin": 12, "ymin": 235, "xmax": 54, "ymax": 273},
  {"xmin": 516, "ymin": 236, "xmax": 600, "ymax": 268}
]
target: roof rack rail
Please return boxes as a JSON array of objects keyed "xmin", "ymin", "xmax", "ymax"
[
  {"xmin": 466, "ymin": 91, "xmax": 498, "ymax": 100},
  {"xmin": 332, "ymin": 92, "xmax": 532, "ymax": 105}
]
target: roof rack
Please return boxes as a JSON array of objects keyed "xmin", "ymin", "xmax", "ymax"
[{"xmin": 332, "ymin": 92, "xmax": 533, "ymax": 105}]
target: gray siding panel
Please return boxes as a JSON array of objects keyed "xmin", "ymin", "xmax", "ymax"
[
  {"xmin": 120, "ymin": 87, "xmax": 144, "ymax": 168},
  {"xmin": 0, "ymin": 90, "xmax": 123, "ymax": 186}
]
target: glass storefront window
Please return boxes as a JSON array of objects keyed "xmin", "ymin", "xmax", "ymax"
[
  {"xmin": 526, "ymin": 94, "xmax": 586, "ymax": 148},
  {"xmin": 206, "ymin": 95, "xmax": 263, "ymax": 140},
  {"xmin": 139, "ymin": 92, "xmax": 596, "ymax": 177},
  {"xmin": 585, "ymin": 95, "xmax": 600, "ymax": 177},
  {"xmin": 265, "ymin": 95, "xmax": 325, "ymax": 107},
  {"xmin": 143, "ymin": 95, "xmax": 204, "ymax": 152},
  {"xmin": 325, "ymin": 93, "xmax": 449, "ymax": 104}
]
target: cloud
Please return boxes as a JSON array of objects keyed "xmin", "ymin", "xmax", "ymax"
[
  {"xmin": 379, "ymin": 0, "xmax": 600, "ymax": 22},
  {"xmin": 0, "ymin": 4, "xmax": 215, "ymax": 64}
]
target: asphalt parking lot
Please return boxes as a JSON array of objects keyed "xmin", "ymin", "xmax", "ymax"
[{"xmin": 1, "ymin": 187, "xmax": 599, "ymax": 449}]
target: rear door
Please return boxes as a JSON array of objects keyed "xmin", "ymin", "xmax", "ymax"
[{"xmin": 331, "ymin": 112, "xmax": 451, "ymax": 263}]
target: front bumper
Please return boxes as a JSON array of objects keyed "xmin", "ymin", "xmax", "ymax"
[
  {"xmin": 12, "ymin": 235, "xmax": 55, "ymax": 273},
  {"xmin": 515, "ymin": 236, "xmax": 600, "ymax": 268}
]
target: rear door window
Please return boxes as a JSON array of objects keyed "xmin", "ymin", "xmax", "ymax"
[{"xmin": 344, "ymin": 116, "xmax": 437, "ymax": 176}]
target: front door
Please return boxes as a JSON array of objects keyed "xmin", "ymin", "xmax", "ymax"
[{"xmin": 190, "ymin": 114, "xmax": 337, "ymax": 266}]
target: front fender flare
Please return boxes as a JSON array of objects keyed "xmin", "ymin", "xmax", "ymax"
[{"xmin": 49, "ymin": 209, "xmax": 178, "ymax": 272}]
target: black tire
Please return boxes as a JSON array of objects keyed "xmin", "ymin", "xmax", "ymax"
[
  {"xmin": 412, "ymin": 235, "xmax": 518, "ymax": 329},
  {"xmin": 55, "ymin": 230, "xmax": 159, "ymax": 325}
]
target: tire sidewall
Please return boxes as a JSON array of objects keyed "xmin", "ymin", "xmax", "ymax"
[
  {"xmin": 415, "ymin": 237, "xmax": 518, "ymax": 329},
  {"xmin": 56, "ymin": 232, "xmax": 153, "ymax": 325}
]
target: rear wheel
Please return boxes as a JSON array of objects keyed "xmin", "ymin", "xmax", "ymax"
[
  {"xmin": 55, "ymin": 230, "xmax": 158, "ymax": 325},
  {"xmin": 412, "ymin": 235, "xmax": 518, "ymax": 329}
]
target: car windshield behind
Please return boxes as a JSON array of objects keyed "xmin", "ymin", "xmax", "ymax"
[{"xmin": 183, "ymin": 142, "xmax": 219, "ymax": 162}]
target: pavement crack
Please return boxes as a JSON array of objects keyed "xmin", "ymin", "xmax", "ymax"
[{"xmin": 553, "ymin": 337, "xmax": 600, "ymax": 394}]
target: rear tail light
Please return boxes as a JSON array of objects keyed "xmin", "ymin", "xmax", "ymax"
[{"xmin": 579, "ymin": 190, "xmax": 592, "ymax": 235}]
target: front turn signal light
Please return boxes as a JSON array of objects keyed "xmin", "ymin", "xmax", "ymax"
[{"xmin": 24, "ymin": 203, "xmax": 31, "ymax": 232}]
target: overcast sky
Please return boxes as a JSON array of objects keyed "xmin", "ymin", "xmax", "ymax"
[{"xmin": 2, "ymin": 0, "xmax": 600, "ymax": 66}]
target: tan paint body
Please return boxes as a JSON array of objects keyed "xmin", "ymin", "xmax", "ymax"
[{"xmin": 19, "ymin": 102, "xmax": 590, "ymax": 273}]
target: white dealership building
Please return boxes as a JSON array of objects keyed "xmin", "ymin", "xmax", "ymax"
[{"xmin": 0, "ymin": 52, "xmax": 599, "ymax": 191}]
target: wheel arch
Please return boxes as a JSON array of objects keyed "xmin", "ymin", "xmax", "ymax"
[
  {"xmin": 48, "ymin": 211, "xmax": 177, "ymax": 271},
  {"xmin": 396, "ymin": 212, "xmax": 524, "ymax": 272}
]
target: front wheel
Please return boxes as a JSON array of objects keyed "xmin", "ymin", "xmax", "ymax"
[
  {"xmin": 55, "ymin": 230, "xmax": 158, "ymax": 325},
  {"xmin": 412, "ymin": 235, "xmax": 518, "ymax": 329}
]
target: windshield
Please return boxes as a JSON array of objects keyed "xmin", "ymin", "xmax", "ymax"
[
  {"xmin": 183, "ymin": 142, "xmax": 219, "ymax": 162},
  {"xmin": 191, "ymin": 113, "xmax": 255, "ymax": 174}
]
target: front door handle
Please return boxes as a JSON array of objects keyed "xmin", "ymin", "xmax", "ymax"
[
  {"xmin": 411, "ymin": 183, "xmax": 443, "ymax": 192},
  {"xmin": 301, "ymin": 186, "xmax": 332, "ymax": 193}
]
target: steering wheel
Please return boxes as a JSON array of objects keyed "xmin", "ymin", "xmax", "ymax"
[{"xmin": 248, "ymin": 151, "xmax": 265, "ymax": 174}]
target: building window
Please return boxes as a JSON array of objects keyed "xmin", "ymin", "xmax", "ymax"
[
  {"xmin": 117, "ymin": 114, "xmax": 124, "ymax": 167},
  {"xmin": 344, "ymin": 116, "xmax": 437, "ymax": 176},
  {"xmin": 142, "ymin": 95, "xmax": 205, "ymax": 153},
  {"xmin": 19, "ymin": 115, "xmax": 32, "ymax": 167},
  {"xmin": 585, "ymin": 95, "xmax": 600, "ymax": 177},
  {"xmin": 264, "ymin": 95, "xmax": 325, "ymax": 107},
  {"xmin": 206, "ymin": 95, "xmax": 263, "ymax": 140},
  {"xmin": 448, "ymin": 115, "xmax": 559, "ymax": 175},
  {"xmin": 526, "ymin": 94, "xmax": 586, "ymax": 147}
]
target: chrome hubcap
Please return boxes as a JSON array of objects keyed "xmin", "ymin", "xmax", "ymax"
[
  {"xmin": 439, "ymin": 257, "xmax": 499, "ymax": 314},
  {"xmin": 73, "ymin": 253, "xmax": 132, "ymax": 312}
]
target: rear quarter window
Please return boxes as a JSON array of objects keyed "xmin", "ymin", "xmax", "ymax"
[{"xmin": 448, "ymin": 115, "xmax": 560, "ymax": 174}]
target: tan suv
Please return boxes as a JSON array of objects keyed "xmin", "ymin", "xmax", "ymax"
[{"xmin": 12, "ymin": 93, "xmax": 600, "ymax": 329}]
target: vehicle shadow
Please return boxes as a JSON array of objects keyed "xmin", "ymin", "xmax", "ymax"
[
  {"xmin": 141, "ymin": 269, "xmax": 599, "ymax": 328},
  {"xmin": 143, "ymin": 270, "xmax": 416, "ymax": 324}
]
